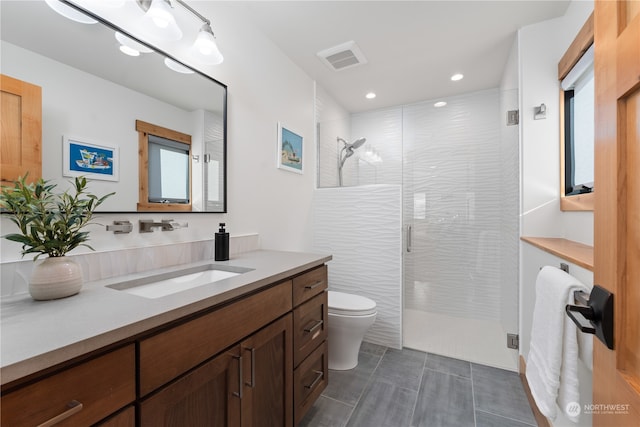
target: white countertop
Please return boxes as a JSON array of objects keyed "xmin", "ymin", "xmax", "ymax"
[{"xmin": 0, "ymin": 250, "xmax": 331, "ymax": 386}]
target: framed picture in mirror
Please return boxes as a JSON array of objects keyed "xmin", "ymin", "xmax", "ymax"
[{"xmin": 63, "ymin": 135, "xmax": 119, "ymax": 182}]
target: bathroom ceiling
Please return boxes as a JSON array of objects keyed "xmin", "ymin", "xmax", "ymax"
[{"xmin": 231, "ymin": 0, "xmax": 571, "ymax": 113}]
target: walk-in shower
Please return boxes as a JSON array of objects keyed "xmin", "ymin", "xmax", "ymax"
[
  {"xmin": 315, "ymin": 88, "xmax": 519, "ymax": 371},
  {"xmin": 337, "ymin": 136, "xmax": 366, "ymax": 186}
]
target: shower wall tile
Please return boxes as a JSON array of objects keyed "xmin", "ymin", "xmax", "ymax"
[{"xmin": 312, "ymin": 185, "xmax": 403, "ymax": 349}]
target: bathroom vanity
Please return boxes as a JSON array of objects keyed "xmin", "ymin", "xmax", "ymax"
[{"xmin": 0, "ymin": 250, "xmax": 330, "ymax": 426}]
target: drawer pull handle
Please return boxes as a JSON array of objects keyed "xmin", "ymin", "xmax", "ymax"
[
  {"xmin": 37, "ymin": 400, "xmax": 83, "ymax": 427},
  {"xmin": 244, "ymin": 347, "xmax": 256, "ymax": 388},
  {"xmin": 303, "ymin": 319, "xmax": 324, "ymax": 334},
  {"xmin": 304, "ymin": 281, "xmax": 324, "ymax": 290},
  {"xmin": 232, "ymin": 355, "xmax": 243, "ymax": 399},
  {"xmin": 304, "ymin": 370, "xmax": 324, "ymax": 390}
]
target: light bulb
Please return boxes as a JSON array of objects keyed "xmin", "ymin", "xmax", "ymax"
[
  {"xmin": 140, "ymin": 0, "xmax": 182, "ymax": 41},
  {"xmin": 148, "ymin": 0, "xmax": 173, "ymax": 28},
  {"xmin": 191, "ymin": 24, "xmax": 224, "ymax": 65}
]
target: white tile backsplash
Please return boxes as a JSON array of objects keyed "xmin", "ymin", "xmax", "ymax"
[{"xmin": 0, "ymin": 234, "xmax": 259, "ymax": 297}]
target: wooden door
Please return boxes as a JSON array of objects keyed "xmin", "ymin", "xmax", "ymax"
[
  {"xmin": 0, "ymin": 74, "xmax": 41, "ymax": 186},
  {"xmin": 593, "ymin": 1, "xmax": 640, "ymax": 426},
  {"xmin": 139, "ymin": 346, "xmax": 242, "ymax": 427},
  {"xmin": 241, "ymin": 314, "xmax": 293, "ymax": 427}
]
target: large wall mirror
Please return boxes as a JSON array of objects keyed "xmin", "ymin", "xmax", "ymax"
[{"xmin": 0, "ymin": 0, "xmax": 227, "ymax": 212}]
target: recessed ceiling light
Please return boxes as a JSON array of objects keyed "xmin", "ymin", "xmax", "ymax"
[
  {"xmin": 434, "ymin": 101, "xmax": 447, "ymax": 108},
  {"xmin": 366, "ymin": 92, "xmax": 376, "ymax": 99},
  {"xmin": 451, "ymin": 73, "xmax": 464, "ymax": 81}
]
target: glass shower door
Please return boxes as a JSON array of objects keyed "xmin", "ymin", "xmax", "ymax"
[{"xmin": 402, "ymin": 89, "xmax": 519, "ymax": 370}]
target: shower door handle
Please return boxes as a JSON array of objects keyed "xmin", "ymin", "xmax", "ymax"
[{"xmin": 406, "ymin": 225, "xmax": 412, "ymax": 253}]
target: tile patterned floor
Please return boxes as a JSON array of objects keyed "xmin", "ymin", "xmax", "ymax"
[{"xmin": 299, "ymin": 343, "xmax": 536, "ymax": 427}]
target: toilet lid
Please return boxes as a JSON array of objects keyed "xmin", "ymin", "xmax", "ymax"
[{"xmin": 328, "ymin": 291, "xmax": 377, "ymax": 316}]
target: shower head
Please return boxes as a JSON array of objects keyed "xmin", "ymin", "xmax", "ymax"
[
  {"xmin": 338, "ymin": 136, "xmax": 367, "ymax": 151},
  {"xmin": 350, "ymin": 137, "xmax": 367, "ymax": 149},
  {"xmin": 337, "ymin": 136, "xmax": 368, "ymax": 186}
]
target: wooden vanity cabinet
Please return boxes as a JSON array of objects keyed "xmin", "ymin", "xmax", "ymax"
[
  {"xmin": 240, "ymin": 314, "xmax": 293, "ymax": 427},
  {"xmin": 140, "ymin": 345, "xmax": 242, "ymax": 426},
  {"xmin": 1, "ymin": 264, "xmax": 329, "ymax": 427},
  {"xmin": 139, "ymin": 280, "xmax": 294, "ymax": 427},
  {"xmin": 291, "ymin": 266, "xmax": 329, "ymax": 424},
  {"xmin": 0, "ymin": 344, "xmax": 135, "ymax": 427}
]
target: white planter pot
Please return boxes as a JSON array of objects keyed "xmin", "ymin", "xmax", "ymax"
[{"xmin": 29, "ymin": 256, "xmax": 83, "ymax": 300}]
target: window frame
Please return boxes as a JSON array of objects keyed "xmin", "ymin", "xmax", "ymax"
[
  {"xmin": 558, "ymin": 12, "xmax": 595, "ymax": 212},
  {"xmin": 136, "ymin": 120, "xmax": 192, "ymax": 212}
]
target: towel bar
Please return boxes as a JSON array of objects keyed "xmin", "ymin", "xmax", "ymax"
[
  {"xmin": 566, "ymin": 285, "xmax": 614, "ymax": 349},
  {"xmin": 574, "ymin": 290, "xmax": 589, "ymax": 306}
]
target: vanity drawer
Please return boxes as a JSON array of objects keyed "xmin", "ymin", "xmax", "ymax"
[
  {"xmin": 1, "ymin": 344, "xmax": 135, "ymax": 427},
  {"xmin": 292, "ymin": 265, "xmax": 328, "ymax": 306},
  {"xmin": 139, "ymin": 280, "xmax": 292, "ymax": 396},
  {"xmin": 294, "ymin": 340, "xmax": 328, "ymax": 425},
  {"xmin": 293, "ymin": 291, "xmax": 328, "ymax": 367}
]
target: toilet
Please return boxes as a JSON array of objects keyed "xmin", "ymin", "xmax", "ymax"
[{"xmin": 328, "ymin": 291, "xmax": 377, "ymax": 370}]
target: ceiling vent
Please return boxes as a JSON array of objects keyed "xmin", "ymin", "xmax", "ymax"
[{"xmin": 317, "ymin": 40, "xmax": 368, "ymax": 71}]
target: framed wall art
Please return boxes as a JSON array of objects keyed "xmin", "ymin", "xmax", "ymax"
[
  {"xmin": 63, "ymin": 135, "xmax": 119, "ymax": 181},
  {"xmin": 277, "ymin": 122, "xmax": 303, "ymax": 174}
]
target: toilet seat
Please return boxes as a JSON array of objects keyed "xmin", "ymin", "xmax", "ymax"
[{"xmin": 328, "ymin": 291, "xmax": 377, "ymax": 316}]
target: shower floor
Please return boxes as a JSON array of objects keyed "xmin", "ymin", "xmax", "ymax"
[{"xmin": 403, "ymin": 308, "xmax": 518, "ymax": 371}]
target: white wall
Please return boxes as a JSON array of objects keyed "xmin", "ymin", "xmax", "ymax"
[
  {"xmin": 0, "ymin": 2, "xmax": 316, "ymax": 264},
  {"xmin": 316, "ymin": 84, "xmax": 351, "ymax": 188},
  {"xmin": 518, "ymin": 1, "xmax": 594, "ymax": 425},
  {"xmin": 519, "ymin": 0, "xmax": 594, "ymax": 242}
]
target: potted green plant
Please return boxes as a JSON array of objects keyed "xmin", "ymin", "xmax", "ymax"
[{"xmin": 0, "ymin": 175, "xmax": 113, "ymax": 300}]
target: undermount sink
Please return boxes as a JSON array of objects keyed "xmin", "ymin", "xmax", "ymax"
[{"xmin": 107, "ymin": 264, "xmax": 253, "ymax": 299}]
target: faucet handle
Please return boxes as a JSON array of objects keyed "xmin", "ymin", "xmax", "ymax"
[{"xmin": 106, "ymin": 220, "xmax": 133, "ymax": 234}]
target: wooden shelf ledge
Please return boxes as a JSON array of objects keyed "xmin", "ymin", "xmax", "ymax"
[{"xmin": 521, "ymin": 236, "xmax": 594, "ymax": 271}]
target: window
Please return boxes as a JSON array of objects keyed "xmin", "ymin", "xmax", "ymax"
[
  {"xmin": 562, "ymin": 44, "xmax": 594, "ymax": 196},
  {"xmin": 148, "ymin": 135, "xmax": 190, "ymax": 204},
  {"xmin": 558, "ymin": 12, "xmax": 594, "ymax": 211},
  {"xmin": 136, "ymin": 120, "xmax": 192, "ymax": 211}
]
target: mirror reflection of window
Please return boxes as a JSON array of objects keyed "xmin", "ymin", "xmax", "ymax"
[
  {"xmin": 148, "ymin": 135, "xmax": 190, "ymax": 204},
  {"xmin": 562, "ymin": 44, "xmax": 594, "ymax": 196}
]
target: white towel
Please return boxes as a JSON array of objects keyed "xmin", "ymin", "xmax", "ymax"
[{"xmin": 526, "ymin": 266, "xmax": 588, "ymax": 423}]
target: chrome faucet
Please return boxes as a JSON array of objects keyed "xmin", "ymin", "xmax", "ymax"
[
  {"xmin": 139, "ymin": 220, "xmax": 163, "ymax": 233},
  {"xmin": 161, "ymin": 220, "xmax": 188, "ymax": 231},
  {"xmin": 139, "ymin": 219, "xmax": 189, "ymax": 232}
]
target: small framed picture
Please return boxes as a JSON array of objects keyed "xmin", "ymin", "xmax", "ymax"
[
  {"xmin": 277, "ymin": 122, "xmax": 303, "ymax": 174},
  {"xmin": 63, "ymin": 135, "xmax": 119, "ymax": 181}
]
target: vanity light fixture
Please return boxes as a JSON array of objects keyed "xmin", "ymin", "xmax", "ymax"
[
  {"xmin": 137, "ymin": 0, "xmax": 224, "ymax": 65},
  {"xmin": 164, "ymin": 57, "xmax": 195, "ymax": 74},
  {"xmin": 115, "ymin": 32, "xmax": 154, "ymax": 57},
  {"xmin": 191, "ymin": 23, "xmax": 224, "ymax": 65},
  {"xmin": 140, "ymin": 0, "xmax": 183, "ymax": 41},
  {"xmin": 44, "ymin": 0, "xmax": 97, "ymax": 24},
  {"xmin": 451, "ymin": 73, "xmax": 464, "ymax": 81}
]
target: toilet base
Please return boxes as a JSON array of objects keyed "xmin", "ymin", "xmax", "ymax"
[{"xmin": 328, "ymin": 312, "xmax": 376, "ymax": 370}]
